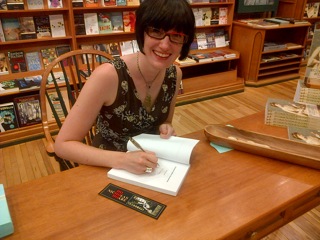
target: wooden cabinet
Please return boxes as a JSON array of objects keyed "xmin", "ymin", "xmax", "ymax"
[
  {"xmin": 0, "ymin": 0, "xmax": 243, "ymax": 146},
  {"xmin": 231, "ymin": 22, "xmax": 310, "ymax": 86}
]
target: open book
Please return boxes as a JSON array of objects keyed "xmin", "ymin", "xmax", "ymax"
[{"xmin": 107, "ymin": 134, "xmax": 199, "ymax": 196}]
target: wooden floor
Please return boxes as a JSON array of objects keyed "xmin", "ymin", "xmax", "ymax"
[{"xmin": 1, "ymin": 68, "xmax": 319, "ymax": 239}]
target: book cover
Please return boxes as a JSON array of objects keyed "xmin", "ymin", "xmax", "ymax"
[
  {"xmin": 34, "ymin": 15, "xmax": 51, "ymax": 38},
  {"xmin": 46, "ymin": 88, "xmax": 70, "ymax": 121},
  {"xmin": 8, "ymin": 50, "xmax": 27, "ymax": 73},
  {"xmin": 25, "ymin": 51, "xmax": 42, "ymax": 71},
  {"xmin": 107, "ymin": 134, "xmax": 199, "ymax": 196},
  {"xmin": 294, "ymin": 80, "xmax": 320, "ymax": 105},
  {"xmin": 288, "ymin": 126, "xmax": 320, "ymax": 146},
  {"xmin": 119, "ymin": 41, "xmax": 135, "ymax": 56},
  {"xmin": 47, "ymin": 0, "xmax": 63, "ymax": 8},
  {"xmin": 84, "ymin": 0, "xmax": 99, "ymax": 7},
  {"xmin": 0, "ymin": 52, "xmax": 9, "ymax": 75},
  {"xmin": 56, "ymin": 45, "xmax": 72, "ymax": 66},
  {"xmin": 16, "ymin": 75, "xmax": 42, "ymax": 90},
  {"xmin": 97, "ymin": 12, "xmax": 113, "ymax": 34},
  {"xmin": 110, "ymin": 12, "xmax": 123, "ymax": 32},
  {"xmin": 214, "ymin": 29, "xmax": 226, "ymax": 47},
  {"xmin": 218, "ymin": 7, "xmax": 228, "ymax": 24},
  {"xmin": 0, "ymin": 80, "xmax": 19, "ymax": 94},
  {"xmin": 195, "ymin": 32, "xmax": 207, "ymax": 49},
  {"xmin": 126, "ymin": 0, "xmax": 139, "ymax": 6},
  {"xmin": 26, "ymin": 0, "xmax": 44, "ymax": 9},
  {"xmin": 193, "ymin": 8, "xmax": 203, "ymax": 27},
  {"xmin": 74, "ymin": 14, "xmax": 86, "ymax": 35},
  {"xmin": 84, "ymin": 13, "xmax": 99, "ymax": 35},
  {"xmin": 19, "ymin": 17, "xmax": 37, "ymax": 40},
  {"xmin": 14, "ymin": 94, "xmax": 42, "ymax": 127},
  {"xmin": 0, "ymin": 0, "xmax": 7, "ymax": 10},
  {"xmin": 210, "ymin": 7, "xmax": 219, "ymax": 25},
  {"xmin": 265, "ymin": 98, "xmax": 320, "ymax": 130},
  {"xmin": 108, "ymin": 42, "xmax": 120, "ymax": 57},
  {"xmin": 188, "ymin": 52, "xmax": 213, "ymax": 63},
  {"xmin": 205, "ymin": 32, "xmax": 215, "ymax": 48},
  {"xmin": 7, "ymin": 0, "xmax": 24, "ymax": 10},
  {"xmin": 202, "ymin": 8, "xmax": 212, "ymax": 26},
  {"xmin": 101, "ymin": 0, "xmax": 116, "ymax": 6},
  {"xmin": 0, "ymin": 19, "xmax": 5, "ymax": 42},
  {"xmin": 72, "ymin": 0, "xmax": 84, "ymax": 7},
  {"xmin": 1, "ymin": 18, "xmax": 20, "ymax": 41},
  {"xmin": 49, "ymin": 14, "xmax": 66, "ymax": 37},
  {"xmin": 116, "ymin": 0, "xmax": 126, "ymax": 6},
  {"xmin": 0, "ymin": 102, "xmax": 19, "ymax": 132},
  {"xmin": 41, "ymin": 47, "xmax": 58, "ymax": 68},
  {"xmin": 305, "ymin": 2, "xmax": 320, "ymax": 18},
  {"xmin": 123, "ymin": 11, "xmax": 136, "ymax": 32}
]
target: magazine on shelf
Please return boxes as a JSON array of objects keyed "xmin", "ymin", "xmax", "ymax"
[{"xmin": 0, "ymin": 102, "xmax": 19, "ymax": 132}]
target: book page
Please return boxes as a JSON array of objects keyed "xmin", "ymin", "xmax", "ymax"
[{"xmin": 127, "ymin": 134, "xmax": 199, "ymax": 165}]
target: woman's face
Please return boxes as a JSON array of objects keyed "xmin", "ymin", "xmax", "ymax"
[{"xmin": 143, "ymin": 29, "xmax": 183, "ymax": 69}]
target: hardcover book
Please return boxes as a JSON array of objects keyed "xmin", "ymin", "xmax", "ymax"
[
  {"xmin": 1, "ymin": 18, "xmax": 20, "ymax": 41},
  {"xmin": 110, "ymin": 12, "xmax": 123, "ymax": 32},
  {"xmin": 188, "ymin": 52, "xmax": 213, "ymax": 63},
  {"xmin": 7, "ymin": 0, "xmax": 24, "ymax": 10},
  {"xmin": 116, "ymin": 0, "xmax": 126, "ymax": 6},
  {"xmin": 47, "ymin": 0, "xmax": 63, "ymax": 8},
  {"xmin": 101, "ymin": 0, "xmax": 116, "ymax": 6},
  {"xmin": 202, "ymin": 8, "xmax": 212, "ymax": 26},
  {"xmin": 26, "ymin": 0, "xmax": 44, "ymax": 9},
  {"xmin": 13, "ymin": 94, "xmax": 42, "ymax": 127},
  {"xmin": 49, "ymin": 14, "xmax": 66, "ymax": 37},
  {"xmin": 46, "ymin": 88, "xmax": 70, "ymax": 121},
  {"xmin": 0, "ymin": 0, "xmax": 7, "ymax": 10},
  {"xmin": 41, "ymin": 47, "xmax": 58, "ymax": 68},
  {"xmin": 218, "ymin": 7, "xmax": 228, "ymax": 24},
  {"xmin": 294, "ymin": 80, "xmax": 320, "ymax": 105},
  {"xmin": 84, "ymin": 0, "xmax": 99, "ymax": 7},
  {"xmin": 74, "ymin": 14, "xmax": 86, "ymax": 35},
  {"xmin": 107, "ymin": 134, "xmax": 199, "ymax": 196},
  {"xmin": 15, "ymin": 75, "xmax": 42, "ymax": 90},
  {"xmin": 8, "ymin": 50, "xmax": 27, "ymax": 73},
  {"xmin": 34, "ymin": 15, "xmax": 51, "ymax": 38},
  {"xmin": 210, "ymin": 7, "xmax": 219, "ymax": 25},
  {"xmin": 126, "ymin": 0, "xmax": 139, "ymax": 5},
  {"xmin": 288, "ymin": 126, "xmax": 320, "ymax": 146},
  {"xmin": 0, "ymin": 102, "xmax": 19, "ymax": 132},
  {"xmin": 72, "ymin": 0, "xmax": 84, "ymax": 7},
  {"xmin": 119, "ymin": 41, "xmax": 135, "ymax": 56},
  {"xmin": 265, "ymin": 98, "xmax": 320, "ymax": 130},
  {"xmin": 0, "ymin": 52, "xmax": 9, "ymax": 75},
  {"xmin": 193, "ymin": 8, "xmax": 203, "ymax": 27},
  {"xmin": 98, "ymin": 12, "xmax": 112, "ymax": 34},
  {"xmin": 84, "ymin": 13, "xmax": 99, "ymax": 35},
  {"xmin": 0, "ymin": 80, "xmax": 19, "ymax": 94},
  {"xmin": 55, "ymin": 45, "xmax": 71, "ymax": 66},
  {"xmin": 0, "ymin": 19, "xmax": 5, "ymax": 42},
  {"xmin": 195, "ymin": 32, "xmax": 207, "ymax": 49},
  {"xmin": 123, "ymin": 11, "xmax": 136, "ymax": 32},
  {"xmin": 25, "ymin": 51, "xmax": 42, "ymax": 71},
  {"xmin": 19, "ymin": 17, "xmax": 37, "ymax": 40}
]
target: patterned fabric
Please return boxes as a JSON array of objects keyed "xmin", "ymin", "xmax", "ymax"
[{"xmin": 92, "ymin": 57, "xmax": 177, "ymax": 152}]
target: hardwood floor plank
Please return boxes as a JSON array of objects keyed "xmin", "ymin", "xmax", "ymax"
[
  {"xmin": 14, "ymin": 144, "xmax": 29, "ymax": 183},
  {"xmin": 0, "ymin": 148, "xmax": 7, "ymax": 187}
]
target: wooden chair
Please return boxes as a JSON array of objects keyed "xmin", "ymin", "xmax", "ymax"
[{"xmin": 39, "ymin": 49, "xmax": 114, "ymax": 171}]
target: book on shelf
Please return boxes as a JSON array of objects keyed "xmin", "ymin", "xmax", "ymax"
[
  {"xmin": 202, "ymin": 8, "xmax": 212, "ymax": 26},
  {"xmin": 123, "ymin": 11, "xmax": 136, "ymax": 32},
  {"xmin": 41, "ymin": 47, "xmax": 58, "ymax": 69},
  {"xmin": 275, "ymin": 17, "xmax": 309, "ymax": 25},
  {"xmin": 265, "ymin": 98, "xmax": 320, "ymax": 130},
  {"xmin": 294, "ymin": 80, "xmax": 320, "ymax": 105},
  {"xmin": 192, "ymin": 8, "xmax": 203, "ymax": 27},
  {"xmin": 305, "ymin": 2, "xmax": 320, "ymax": 18},
  {"xmin": 16, "ymin": 75, "xmax": 42, "ymax": 90},
  {"xmin": 107, "ymin": 133, "xmax": 199, "ymax": 196},
  {"xmin": 93, "ymin": 43, "xmax": 113, "ymax": 61},
  {"xmin": 97, "ymin": 12, "xmax": 113, "ymax": 34},
  {"xmin": 84, "ymin": 0, "xmax": 99, "ymax": 7},
  {"xmin": 6, "ymin": 0, "xmax": 24, "ymax": 10},
  {"xmin": 287, "ymin": 126, "xmax": 320, "ymax": 146},
  {"xmin": 56, "ymin": 45, "xmax": 72, "ymax": 66},
  {"xmin": 214, "ymin": 49, "xmax": 236, "ymax": 59},
  {"xmin": 210, "ymin": 7, "xmax": 219, "ymax": 25},
  {"xmin": 101, "ymin": 0, "xmax": 116, "ymax": 6},
  {"xmin": 0, "ymin": 0, "xmax": 7, "ymax": 10},
  {"xmin": 46, "ymin": 71, "xmax": 66, "ymax": 84},
  {"xmin": 195, "ymin": 32, "xmax": 207, "ymax": 49},
  {"xmin": 84, "ymin": 13, "xmax": 99, "ymax": 35},
  {"xmin": 34, "ymin": 15, "xmax": 51, "ymax": 38},
  {"xmin": 110, "ymin": 12, "xmax": 123, "ymax": 32},
  {"xmin": 1, "ymin": 18, "xmax": 20, "ymax": 41},
  {"xmin": 126, "ymin": 0, "xmax": 139, "ymax": 6},
  {"xmin": 0, "ymin": 52, "xmax": 9, "ymax": 75},
  {"xmin": 205, "ymin": 32, "xmax": 215, "ymax": 48},
  {"xmin": 0, "ymin": 80, "xmax": 19, "ymax": 94},
  {"xmin": 214, "ymin": 29, "xmax": 227, "ymax": 48},
  {"xmin": 72, "ymin": 0, "xmax": 84, "ymax": 7},
  {"xmin": 116, "ymin": 0, "xmax": 126, "ymax": 6},
  {"xmin": 25, "ymin": 51, "xmax": 42, "ymax": 71},
  {"xmin": 108, "ymin": 42, "xmax": 121, "ymax": 57},
  {"xmin": 74, "ymin": 14, "xmax": 86, "ymax": 35},
  {"xmin": 247, "ymin": 19, "xmax": 279, "ymax": 28},
  {"xmin": 47, "ymin": 0, "xmax": 63, "ymax": 8},
  {"xmin": 13, "ymin": 94, "xmax": 42, "ymax": 128},
  {"xmin": 8, "ymin": 50, "xmax": 27, "ymax": 73},
  {"xmin": 263, "ymin": 42, "xmax": 287, "ymax": 51},
  {"xmin": 188, "ymin": 52, "xmax": 213, "ymax": 63},
  {"xmin": 26, "ymin": 0, "xmax": 44, "ymax": 9},
  {"xmin": 19, "ymin": 17, "xmax": 37, "ymax": 40},
  {"xmin": 218, "ymin": 7, "xmax": 228, "ymax": 24},
  {"xmin": 0, "ymin": 19, "xmax": 5, "ymax": 42},
  {"xmin": 49, "ymin": 14, "xmax": 66, "ymax": 37},
  {"xmin": 119, "ymin": 41, "xmax": 135, "ymax": 56},
  {"xmin": 0, "ymin": 102, "xmax": 19, "ymax": 132},
  {"xmin": 175, "ymin": 57, "xmax": 197, "ymax": 66},
  {"xmin": 46, "ymin": 88, "xmax": 70, "ymax": 121}
]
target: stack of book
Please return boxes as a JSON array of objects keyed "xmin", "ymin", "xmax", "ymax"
[
  {"xmin": 265, "ymin": 98, "xmax": 320, "ymax": 130},
  {"xmin": 294, "ymin": 80, "xmax": 320, "ymax": 105}
]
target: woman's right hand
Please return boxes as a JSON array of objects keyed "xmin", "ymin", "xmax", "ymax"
[{"xmin": 120, "ymin": 150, "xmax": 158, "ymax": 174}]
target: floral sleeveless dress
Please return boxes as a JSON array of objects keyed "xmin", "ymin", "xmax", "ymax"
[{"xmin": 92, "ymin": 58, "xmax": 177, "ymax": 152}]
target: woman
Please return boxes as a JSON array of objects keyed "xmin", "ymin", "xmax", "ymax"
[{"xmin": 54, "ymin": 0, "xmax": 195, "ymax": 174}]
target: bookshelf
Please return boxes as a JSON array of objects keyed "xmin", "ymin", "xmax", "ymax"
[
  {"xmin": 231, "ymin": 21, "xmax": 310, "ymax": 86},
  {"xmin": 0, "ymin": 0, "xmax": 243, "ymax": 146}
]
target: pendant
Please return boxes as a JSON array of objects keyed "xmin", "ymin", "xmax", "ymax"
[{"xmin": 144, "ymin": 93, "xmax": 152, "ymax": 112}]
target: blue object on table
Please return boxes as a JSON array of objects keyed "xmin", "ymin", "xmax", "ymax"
[{"xmin": 0, "ymin": 184, "xmax": 14, "ymax": 238}]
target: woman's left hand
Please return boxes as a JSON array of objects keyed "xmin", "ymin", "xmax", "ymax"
[{"xmin": 159, "ymin": 123, "xmax": 176, "ymax": 139}]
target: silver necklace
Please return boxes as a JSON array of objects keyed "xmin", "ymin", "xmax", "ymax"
[{"xmin": 136, "ymin": 53, "xmax": 160, "ymax": 112}]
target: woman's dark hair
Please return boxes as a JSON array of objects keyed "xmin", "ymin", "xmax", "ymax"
[{"xmin": 135, "ymin": 0, "xmax": 195, "ymax": 60}]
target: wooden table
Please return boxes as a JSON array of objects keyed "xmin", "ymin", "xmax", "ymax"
[{"xmin": 4, "ymin": 112, "xmax": 320, "ymax": 239}]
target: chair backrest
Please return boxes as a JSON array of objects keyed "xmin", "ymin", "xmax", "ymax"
[{"xmin": 39, "ymin": 49, "xmax": 113, "ymax": 170}]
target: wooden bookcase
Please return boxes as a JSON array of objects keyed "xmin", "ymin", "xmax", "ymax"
[
  {"xmin": 231, "ymin": 22, "xmax": 310, "ymax": 86},
  {"xmin": 0, "ymin": 0, "xmax": 243, "ymax": 146}
]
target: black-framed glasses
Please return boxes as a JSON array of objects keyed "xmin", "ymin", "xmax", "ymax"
[{"xmin": 145, "ymin": 27, "xmax": 188, "ymax": 44}]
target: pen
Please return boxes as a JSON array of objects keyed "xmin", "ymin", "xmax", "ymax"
[{"xmin": 129, "ymin": 137, "xmax": 160, "ymax": 167}]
